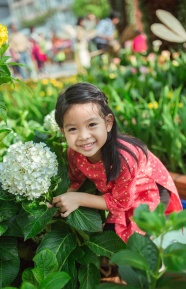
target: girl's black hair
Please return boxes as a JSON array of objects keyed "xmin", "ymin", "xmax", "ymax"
[{"xmin": 55, "ymin": 82, "xmax": 148, "ymax": 183}]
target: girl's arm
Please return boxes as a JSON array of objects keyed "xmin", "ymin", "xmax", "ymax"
[{"xmin": 52, "ymin": 190, "xmax": 108, "ymax": 218}]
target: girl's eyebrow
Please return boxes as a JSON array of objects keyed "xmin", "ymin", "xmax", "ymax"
[{"xmin": 64, "ymin": 117, "xmax": 99, "ymax": 128}]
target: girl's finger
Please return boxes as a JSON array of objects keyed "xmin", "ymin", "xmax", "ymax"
[
  {"xmin": 46, "ymin": 202, "xmax": 53, "ymax": 208},
  {"xmin": 60, "ymin": 211, "xmax": 69, "ymax": 218},
  {"xmin": 54, "ymin": 202, "xmax": 62, "ymax": 208}
]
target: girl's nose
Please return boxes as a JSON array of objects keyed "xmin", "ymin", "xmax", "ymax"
[{"xmin": 78, "ymin": 129, "xmax": 90, "ymax": 140}]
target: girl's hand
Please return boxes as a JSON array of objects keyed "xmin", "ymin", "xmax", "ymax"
[{"xmin": 52, "ymin": 192, "xmax": 80, "ymax": 217}]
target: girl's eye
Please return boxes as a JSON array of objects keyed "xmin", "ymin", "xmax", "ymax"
[
  {"xmin": 68, "ymin": 127, "xmax": 76, "ymax": 132},
  {"xmin": 89, "ymin": 122, "xmax": 97, "ymax": 127}
]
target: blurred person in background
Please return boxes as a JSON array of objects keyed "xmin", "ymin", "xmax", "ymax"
[
  {"xmin": 132, "ymin": 29, "xmax": 148, "ymax": 53},
  {"xmin": 94, "ymin": 11, "xmax": 121, "ymax": 55},
  {"xmin": 9, "ymin": 23, "xmax": 36, "ymax": 79},
  {"xmin": 84, "ymin": 13, "xmax": 98, "ymax": 52},
  {"xmin": 30, "ymin": 34, "xmax": 47, "ymax": 75},
  {"xmin": 74, "ymin": 16, "xmax": 91, "ymax": 72}
]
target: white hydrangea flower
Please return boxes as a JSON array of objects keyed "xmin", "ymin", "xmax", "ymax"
[
  {"xmin": 0, "ymin": 141, "xmax": 58, "ymax": 200},
  {"xmin": 43, "ymin": 110, "xmax": 59, "ymax": 132}
]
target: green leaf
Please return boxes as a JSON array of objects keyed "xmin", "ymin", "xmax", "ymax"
[
  {"xmin": 22, "ymin": 268, "xmax": 38, "ymax": 286},
  {"xmin": 168, "ymin": 210, "xmax": 186, "ymax": 230},
  {"xmin": 87, "ymin": 231, "xmax": 126, "ymax": 258},
  {"xmin": 0, "ymin": 237, "xmax": 20, "ymax": 287},
  {"xmin": 0, "ymin": 56, "xmax": 11, "ymax": 64},
  {"xmin": 0, "ymin": 64, "xmax": 11, "ymax": 76},
  {"xmin": 0, "ymin": 201, "xmax": 19, "ymax": 222},
  {"xmin": 1, "ymin": 287, "xmax": 19, "ymax": 289},
  {"xmin": 66, "ymin": 207, "xmax": 103, "ymax": 232},
  {"xmin": 3, "ymin": 217, "xmax": 23, "ymax": 237},
  {"xmin": 0, "ymin": 186, "xmax": 15, "ymax": 201},
  {"xmin": 163, "ymin": 242, "xmax": 186, "ymax": 272},
  {"xmin": 111, "ymin": 249, "xmax": 150, "ymax": 271},
  {"xmin": 78, "ymin": 245, "xmax": 100, "ymax": 267},
  {"xmin": 0, "ymin": 43, "xmax": 9, "ymax": 55},
  {"xmin": 16, "ymin": 207, "xmax": 58, "ymax": 239},
  {"xmin": 78, "ymin": 263, "xmax": 100, "ymax": 289},
  {"xmin": 36, "ymin": 229, "xmax": 77, "ymax": 270},
  {"xmin": 118, "ymin": 265, "xmax": 148, "ymax": 288},
  {"xmin": 0, "ymin": 222, "xmax": 8, "ymax": 235},
  {"xmin": 0, "ymin": 91, "xmax": 7, "ymax": 123},
  {"xmin": 32, "ymin": 249, "xmax": 59, "ymax": 283},
  {"xmin": 20, "ymin": 282, "xmax": 37, "ymax": 289},
  {"xmin": 127, "ymin": 233, "xmax": 160, "ymax": 273},
  {"xmin": 60, "ymin": 251, "xmax": 77, "ymax": 289},
  {"xmin": 38, "ymin": 272, "xmax": 70, "ymax": 289},
  {"xmin": 133, "ymin": 203, "xmax": 166, "ymax": 237}
]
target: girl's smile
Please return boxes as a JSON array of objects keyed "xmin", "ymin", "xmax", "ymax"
[{"xmin": 62, "ymin": 103, "xmax": 113, "ymax": 163}]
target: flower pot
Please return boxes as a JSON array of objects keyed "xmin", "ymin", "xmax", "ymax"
[{"xmin": 169, "ymin": 172, "xmax": 186, "ymax": 203}]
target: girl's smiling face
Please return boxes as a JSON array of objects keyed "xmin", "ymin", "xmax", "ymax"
[{"xmin": 61, "ymin": 103, "xmax": 113, "ymax": 163}]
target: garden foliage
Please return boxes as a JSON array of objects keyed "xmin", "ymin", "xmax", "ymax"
[{"xmin": 1, "ymin": 27, "xmax": 186, "ymax": 288}]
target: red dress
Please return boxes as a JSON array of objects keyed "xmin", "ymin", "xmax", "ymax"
[{"xmin": 67, "ymin": 140, "xmax": 182, "ymax": 242}]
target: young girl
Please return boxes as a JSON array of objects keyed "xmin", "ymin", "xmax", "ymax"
[{"xmin": 51, "ymin": 82, "xmax": 182, "ymax": 243}]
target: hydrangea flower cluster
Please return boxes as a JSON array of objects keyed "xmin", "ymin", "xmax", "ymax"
[
  {"xmin": 43, "ymin": 110, "xmax": 59, "ymax": 132},
  {"xmin": 0, "ymin": 141, "xmax": 58, "ymax": 200}
]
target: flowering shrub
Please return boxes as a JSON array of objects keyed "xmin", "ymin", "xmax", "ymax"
[
  {"xmin": 0, "ymin": 23, "xmax": 24, "ymax": 123},
  {"xmin": 0, "ymin": 24, "xmax": 8, "ymax": 47},
  {"xmin": 0, "ymin": 141, "xmax": 58, "ymax": 200},
  {"xmin": 44, "ymin": 110, "xmax": 59, "ymax": 132}
]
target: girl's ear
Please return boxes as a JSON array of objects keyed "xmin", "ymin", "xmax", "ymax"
[{"xmin": 106, "ymin": 114, "xmax": 114, "ymax": 132}]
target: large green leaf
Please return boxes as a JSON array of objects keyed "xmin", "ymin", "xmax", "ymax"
[
  {"xmin": 3, "ymin": 287, "xmax": 17, "ymax": 289},
  {"xmin": 38, "ymin": 272, "xmax": 70, "ymax": 289},
  {"xmin": 0, "ymin": 186, "xmax": 15, "ymax": 201},
  {"xmin": 22, "ymin": 268, "xmax": 38, "ymax": 286},
  {"xmin": 16, "ymin": 207, "xmax": 58, "ymax": 240},
  {"xmin": 168, "ymin": 210, "xmax": 186, "ymax": 230},
  {"xmin": 0, "ymin": 222, "xmax": 8, "ymax": 235},
  {"xmin": 111, "ymin": 249, "xmax": 150, "ymax": 271},
  {"xmin": 0, "ymin": 91, "xmax": 7, "ymax": 123},
  {"xmin": 87, "ymin": 231, "xmax": 126, "ymax": 258},
  {"xmin": 36, "ymin": 229, "xmax": 77, "ymax": 270},
  {"xmin": 60, "ymin": 251, "xmax": 77, "ymax": 289},
  {"xmin": 66, "ymin": 207, "xmax": 102, "ymax": 232},
  {"xmin": 78, "ymin": 263, "xmax": 100, "ymax": 289},
  {"xmin": 32, "ymin": 249, "xmax": 59, "ymax": 284},
  {"xmin": 133, "ymin": 203, "xmax": 166, "ymax": 237},
  {"xmin": 0, "ymin": 201, "xmax": 19, "ymax": 222},
  {"xmin": 4, "ymin": 216, "xmax": 23, "ymax": 237},
  {"xmin": 163, "ymin": 242, "xmax": 186, "ymax": 272},
  {"xmin": 127, "ymin": 233, "xmax": 160, "ymax": 273},
  {"xmin": 78, "ymin": 245, "xmax": 100, "ymax": 267},
  {"xmin": 20, "ymin": 283, "xmax": 37, "ymax": 289},
  {"xmin": 0, "ymin": 237, "xmax": 20, "ymax": 287},
  {"xmin": 118, "ymin": 265, "xmax": 148, "ymax": 289}
]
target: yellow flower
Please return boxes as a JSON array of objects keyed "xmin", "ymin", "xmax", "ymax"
[
  {"xmin": 42, "ymin": 79, "xmax": 49, "ymax": 85},
  {"xmin": 168, "ymin": 91, "xmax": 173, "ymax": 99},
  {"xmin": 116, "ymin": 106, "xmax": 120, "ymax": 111},
  {"xmin": 148, "ymin": 102, "xmax": 153, "ymax": 109},
  {"xmin": 40, "ymin": 91, "xmax": 45, "ymax": 97},
  {"xmin": 109, "ymin": 73, "xmax": 116, "ymax": 79},
  {"xmin": 178, "ymin": 103, "xmax": 183, "ymax": 108},
  {"xmin": 148, "ymin": 102, "xmax": 158, "ymax": 109},
  {"xmin": 47, "ymin": 88, "xmax": 53, "ymax": 96},
  {"xmin": 153, "ymin": 101, "xmax": 158, "ymax": 109},
  {"xmin": 0, "ymin": 24, "xmax": 8, "ymax": 47}
]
